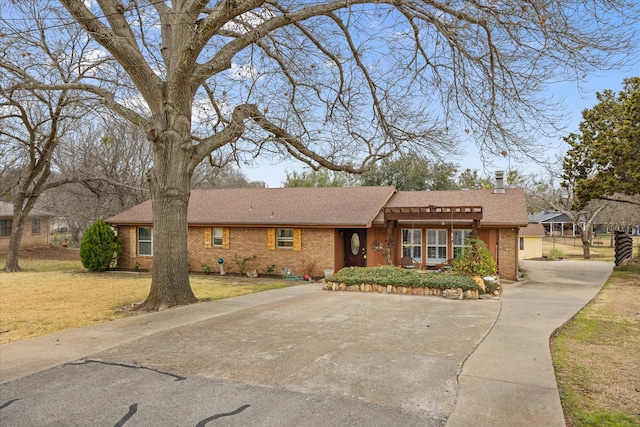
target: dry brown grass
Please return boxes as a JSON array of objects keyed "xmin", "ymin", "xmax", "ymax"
[
  {"xmin": 551, "ymin": 262, "xmax": 640, "ymax": 426},
  {"xmin": 0, "ymin": 247, "xmax": 291, "ymax": 344},
  {"xmin": 542, "ymin": 235, "xmax": 640, "ymax": 262}
]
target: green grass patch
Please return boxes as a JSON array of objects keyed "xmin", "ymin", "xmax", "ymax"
[{"xmin": 573, "ymin": 411, "xmax": 640, "ymax": 427}]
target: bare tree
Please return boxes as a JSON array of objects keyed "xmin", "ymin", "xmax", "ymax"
[
  {"xmin": 56, "ymin": 116, "xmax": 152, "ymax": 209},
  {"xmin": 0, "ymin": 3, "xmax": 109, "ymax": 270},
  {"xmin": 4, "ymin": 0, "xmax": 637, "ymax": 308},
  {"xmin": 595, "ymin": 196, "xmax": 640, "ymax": 246},
  {"xmin": 191, "ymin": 153, "xmax": 266, "ymax": 189},
  {"xmin": 39, "ymin": 117, "xmax": 152, "ymax": 246},
  {"xmin": 529, "ymin": 173, "xmax": 605, "ymax": 259}
]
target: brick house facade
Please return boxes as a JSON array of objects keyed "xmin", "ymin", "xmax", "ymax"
[
  {"xmin": 107, "ymin": 184, "xmax": 528, "ymax": 280},
  {"xmin": 0, "ymin": 202, "xmax": 51, "ymax": 252}
]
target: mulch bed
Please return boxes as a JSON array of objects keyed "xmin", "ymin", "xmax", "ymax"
[{"xmin": 16, "ymin": 246, "xmax": 80, "ymax": 261}]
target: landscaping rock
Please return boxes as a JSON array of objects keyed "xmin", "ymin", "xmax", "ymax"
[
  {"xmin": 473, "ymin": 276, "xmax": 485, "ymax": 292},
  {"xmin": 443, "ymin": 288, "xmax": 463, "ymax": 300}
]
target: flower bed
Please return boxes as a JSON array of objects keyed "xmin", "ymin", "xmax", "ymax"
[{"xmin": 324, "ymin": 266, "xmax": 488, "ymax": 299}]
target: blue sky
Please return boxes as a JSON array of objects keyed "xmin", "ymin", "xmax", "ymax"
[{"xmin": 241, "ymin": 67, "xmax": 638, "ymax": 187}]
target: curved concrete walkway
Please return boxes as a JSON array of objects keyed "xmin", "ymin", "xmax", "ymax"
[{"xmin": 447, "ymin": 259, "xmax": 613, "ymax": 427}]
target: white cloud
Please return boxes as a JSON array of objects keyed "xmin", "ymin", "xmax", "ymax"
[
  {"xmin": 221, "ymin": 8, "xmax": 275, "ymax": 34},
  {"xmin": 229, "ymin": 62, "xmax": 262, "ymax": 82}
]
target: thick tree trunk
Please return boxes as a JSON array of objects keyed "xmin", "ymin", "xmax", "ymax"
[
  {"xmin": 142, "ymin": 175, "xmax": 198, "ymax": 309},
  {"xmin": 579, "ymin": 224, "xmax": 592, "ymax": 259},
  {"xmin": 581, "ymin": 238, "xmax": 591, "ymax": 259},
  {"xmin": 142, "ymin": 190, "xmax": 197, "ymax": 309},
  {"xmin": 4, "ymin": 198, "xmax": 30, "ymax": 272},
  {"xmin": 4, "ymin": 211, "xmax": 26, "ymax": 272},
  {"xmin": 140, "ymin": 112, "xmax": 198, "ymax": 310}
]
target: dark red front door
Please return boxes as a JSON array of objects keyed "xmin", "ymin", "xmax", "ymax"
[{"xmin": 344, "ymin": 229, "xmax": 366, "ymax": 267}]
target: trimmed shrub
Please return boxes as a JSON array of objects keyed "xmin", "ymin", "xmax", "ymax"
[
  {"xmin": 80, "ymin": 219, "xmax": 121, "ymax": 272},
  {"xmin": 452, "ymin": 238, "xmax": 498, "ymax": 277},
  {"xmin": 329, "ymin": 266, "xmax": 477, "ymax": 291}
]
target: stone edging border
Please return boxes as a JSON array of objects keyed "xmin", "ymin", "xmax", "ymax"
[{"xmin": 324, "ymin": 281, "xmax": 501, "ymax": 300}]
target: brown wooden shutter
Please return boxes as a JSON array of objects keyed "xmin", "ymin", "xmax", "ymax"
[
  {"xmin": 204, "ymin": 227, "xmax": 212, "ymax": 248},
  {"xmin": 268, "ymin": 228, "xmax": 276, "ymax": 250},
  {"xmin": 293, "ymin": 228, "xmax": 302, "ymax": 251},
  {"xmin": 222, "ymin": 228, "xmax": 230, "ymax": 249}
]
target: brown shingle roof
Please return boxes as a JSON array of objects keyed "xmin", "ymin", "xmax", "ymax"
[
  {"xmin": 0, "ymin": 201, "xmax": 53, "ymax": 218},
  {"xmin": 107, "ymin": 187, "xmax": 528, "ymax": 228},
  {"xmin": 381, "ymin": 188, "xmax": 529, "ymax": 226},
  {"xmin": 519, "ymin": 223, "xmax": 546, "ymax": 237},
  {"xmin": 106, "ymin": 187, "xmax": 397, "ymax": 227}
]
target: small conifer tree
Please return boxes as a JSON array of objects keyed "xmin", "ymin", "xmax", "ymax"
[{"xmin": 80, "ymin": 219, "xmax": 121, "ymax": 272}]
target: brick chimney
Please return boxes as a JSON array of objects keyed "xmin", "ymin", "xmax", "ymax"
[{"xmin": 493, "ymin": 170, "xmax": 505, "ymax": 194}]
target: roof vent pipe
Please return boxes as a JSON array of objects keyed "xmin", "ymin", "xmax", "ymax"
[{"xmin": 494, "ymin": 170, "xmax": 505, "ymax": 194}]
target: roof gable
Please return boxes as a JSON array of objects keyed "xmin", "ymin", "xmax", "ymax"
[{"xmin": 383, "ymin": 188, "xmax": 528, "ymax": 226}]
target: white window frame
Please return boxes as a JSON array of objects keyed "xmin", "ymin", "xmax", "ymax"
[
  {"xmin": 427, "ymin": 229, "xmax": 448, "ymax": 263},
  {"xmin": 401, "ymin": 228, "xmax": 422, "ymax": 262},
  {"xmin": 452, "ymin": 229, "xmax": 473, "ymax": 259},
  {"xmin": 212, "ymin": 227, "xmax": 223, "ymax": 246},
  {"xmin": 138, "ymin": 226, "xmax": 153, "ymax": 256},
  {"xmin": 276, "ymin": 228, "xmax": 294, "ymax": 248}
]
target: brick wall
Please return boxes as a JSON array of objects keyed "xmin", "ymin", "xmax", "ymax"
[
  {"xmin": 0, "ymin": 216, "xmax": 50, "ymax": 252},
  {"xmin": 115, "ymin": 225, "xmax": 153, "ymax": 270},
  {"xmin": 117, "ymin": 225, "xmax": 335, "ymax": 277},
  {"xmin": 115, "ymin": 223, "xmax": 521, "ymax": 280},
  {"xmin": 498, "ymin": 228, "xmax": 518, "ymax": 280},
  {"xmin": 188, "ymin": 227, "xmax": 335, "ymax": 276}
]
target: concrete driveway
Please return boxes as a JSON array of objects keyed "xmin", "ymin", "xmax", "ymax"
[{"xmin": 0, "ymin": 260, "xmax": 612, "ymax": 426}]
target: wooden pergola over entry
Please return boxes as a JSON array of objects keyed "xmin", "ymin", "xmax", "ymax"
[
  {"xmin": 383, "ymin": 206, "xmax": 483, "ymax": 222},
  {"xmin": 382, "ymin": 206, "xmax": 484, "ymax": 266}
]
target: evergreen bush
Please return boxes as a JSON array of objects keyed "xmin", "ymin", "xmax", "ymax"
[{"xmin": 80, "ymin": 219, "xmax": 121, "ymax": 272}]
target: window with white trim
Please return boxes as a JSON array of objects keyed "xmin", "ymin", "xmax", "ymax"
[
  {"xmin": 138, "ymin": 227, "xmax": 153, "ymax": 256},
  {"xmin": 427, "ymin": 229, "xmax": 447, "ymax": 263},
  {"xmin": 452, "ymin": 230, "xmax": 473, "ymax": 259},
  {"xmin": 402, "ymin": 228, "xmax": 422, "ymax": 262},
  {"xmin": 276, "ymin": 228, "xmax": 294, "ymax": 248},
  {"xmin": 212, "ymin": 227, "xmax": 223, "ymax": 246}
]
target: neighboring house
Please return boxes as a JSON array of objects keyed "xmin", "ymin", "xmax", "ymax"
[
  {"xmin": 529, "ymin": 210, "xmax": 614, "ymax": 236},
  {"xmin": 107, "ymin": 179, "xmax": 528, "ymax": 281},
  {"xmin": 528, "ymin": 211, "xmax": 576, "ymax": 236},
  {"xmin": 518, "ymin": 223, "xmax": 546, "ymax": 260},
  {"xmin": 0, "ymin": 202, "xmax": 52, "ymax": 252}
]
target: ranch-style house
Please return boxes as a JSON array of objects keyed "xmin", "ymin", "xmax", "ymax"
[{"xmin": 107, "ymin": 174, "xmax": 528, "ymax": 281}]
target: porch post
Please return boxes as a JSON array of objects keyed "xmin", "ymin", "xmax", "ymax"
[{"xmin": 386, "ymin": 220, "xmax": 395, "ymax": 265}]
